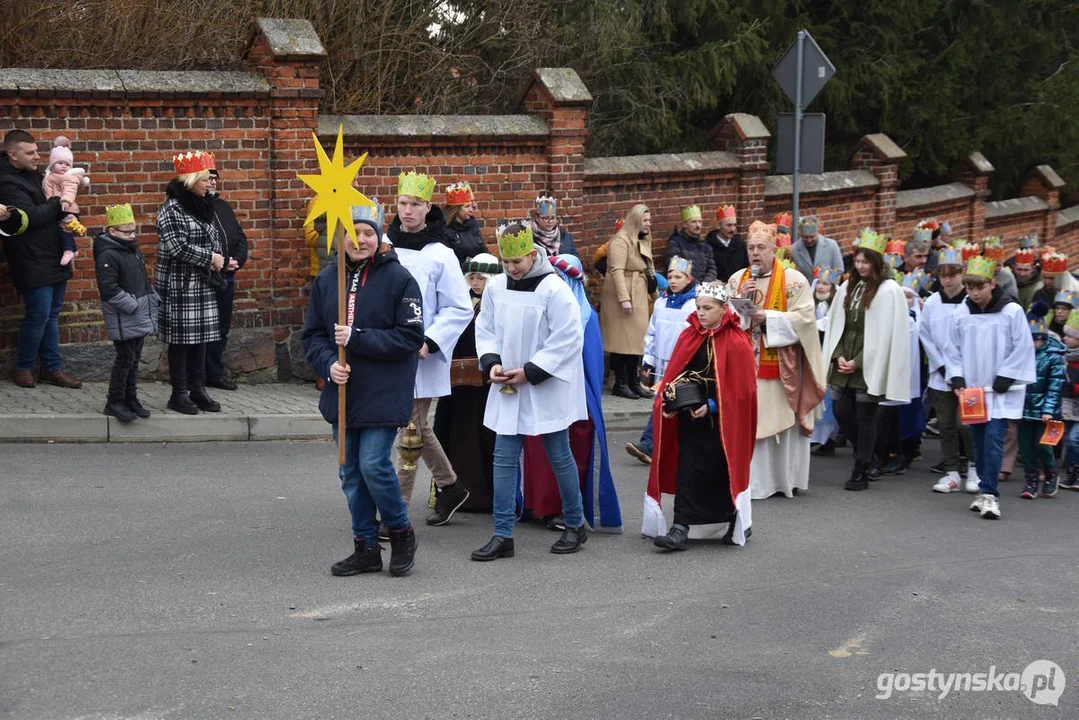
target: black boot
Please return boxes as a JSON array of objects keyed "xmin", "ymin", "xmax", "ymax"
[
  {"xmin": 471, "ymin": 535, "xmax": 515, "ymax": 561},
  {"xmin": 845, "ymin": 461, "xmax": 869, "ymax": 491},
  {"xmin": 126, "ymin": 393, "xmax": 151, "ymax": 419},
  {"xmin": 654, "ymin": 523, "xmax": 689, "ymax": 551},
  {"xmin": 551, "ymin": 525, "xmax": 588, "ymax": 554},
  {"xmin": 611, "ymin": 355, "xmax": 639, "ymax": 399},
  {"xmin": 331, "ymin": 538, "xmax": 383, "ymax": 576},
  {"xmin": 627, "ymin": 356, "xmax": 654, "ymax": 398},
  {"xmin": 167, "ymin": 390, "xmax": 199, "ymax": 415},
  {"xmin": 387, "ymin": 525, "xmax": 417, "ymax": 576},
  {"xmin": 189, "ymin": 386, "xmax": 221, "ymax": 412},
  {"xmin": 104, "ymin": 395, "xmax": 137, "ymax": 422}
]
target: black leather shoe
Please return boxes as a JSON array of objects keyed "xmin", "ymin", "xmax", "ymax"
[
  {"xmin": 550, "ymin": 525, "xmax": 587, "ymax": 554},
  {"xmin": 189, "ymin": 389, "xmax": 221, "ymax": 412},
  {"xmin": 167, "ymin": 392, "xmax": 199, "ymax": 415},
  {"xmin": 654, "ymin": 523, "xmax": 689, "ymax": 551},
  {"xmin": 845, "ymin": 462, "xmax": 870, "ymax": 491},
  {"xmin": 104, "ymin": 400, "xmax": 137, "ymax": 422},
  {"xmin": 331, "ymin": 539, "xmax": 382, "ymax": 576},
  {"xmin": 811, "ymin": 440, "xmax": 835, "ymax": 456},
  {"xmin": 126, "ymin": 395, "xmax": 151, "ymax": 418},
  {"xmin": 630, "ymin": 382, "xmax": 654, "ymax": 399},
  {"xmin": 207, "ymin": 377, "xmax": 238, "ymax": 391},
  {"xmin": 612, "ymin": 384, "xmax": 639, "ymax": 400},
  {"xmin": 471, "ymin": 536, "xmax": 514, "ymax": 561},
  {"xmin": 387, "ymin": 526, "xmax": 417, "ymax": 576}
]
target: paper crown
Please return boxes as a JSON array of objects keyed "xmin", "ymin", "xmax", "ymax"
[
  {"xmin": 775, "ymin": 212, "xmax": 793, "ymax": 233},
  {"xmin": 535, "ymin": 195, "xmax": 557, "ymax": 216},
  {"xmin": 445, "ymin": 181, "xmax": 473, "ymax": 206},
  {"xmin": 105, "ymin": 203, "xmax": 135, "ymax": 227},
  {"xmin": 982, "ymin": 235, "xmax": 1004, "ymax": 261},
  {"xmin": 1019, "ymin": 233, "xmax": 1040, "ymax": 248},
  {"xmin": 1043, "ymin": 252, "xmax": 1069, "ymax": 274},
  {"xmin": 1054, "ymin": 290, "xmax": 1078, "ymax": 307},
  {"xmin": 1066, "ymin": 309, "xmax": 1079, "ymax": 337},
  {"xmin": 855, "ymin": 228, "xmax": 887, "ymax": 255},
  {"xmin": 748, "ymin": 220, "xmax": 778, "ymax": 246},
  {"xmin": 464, "ymin": 252, "xmax": 502, "ymax": 277},
  {"xmin": 960, "ymin": 243, "xmax": 982, "ymax": 261},
  {"xmin": 615, "ymin": 219, "xmax": 625, "ymax": 232},
  {"xmin": 816, "ymin": 267, "xmax": 842, "ymax": 285},
  {"xmin": 398, "ymin": 171, "xmax": 436, "ymax": 202},
  {"xmin": 940, "ymin": 221, "xmax": 952, "ymax": 234},
  {"xmin": 779, "ymin": 256, "xmax": 797, "ymax": 271},
  {"xmin": 1029, "ymin": 317, "xmax": 1049, "ymax": 336},
  {"xmin": 776, "ymin": 233, "xmax": 792, "ymax": 249},
  {"xmin": 351, "ymin": 200, "xmax": 385, "ymax": 228},
  {"xmin": 917, "ymin": 218, "xmax": 940, "ymax": 231},
  {"xmin": 681, "ymin": 205, "xmax": 702, "ymax": 222},
  {"xmin": 1014, "ymin": 248, "xmax": 1036, "ymax": 266},
  {"xmin": 885, "ymin": 253, "xmax": 904, "ymax": 269},
  {"xmin": 951, "ymin": 238, "xmax": 967, "ymax": 250},
  {"xmin": 173, "ymin": 151, "xmax": 215, "ymax": 176},
  {"xmin": 799, "ymin": 216, "xmax": 820, "ymax": 235},
  {"xmin": 885, "ymin": 239, "xmax": 906, "ymax": 255},
  {"xmin": 697, "ymin": 281, "xmax": 731, "ymax": 304},
  {"xmin": 912, "ymin": 227, "xmax": 932, "ymax": 243},
  {"xmin": 716, "ymin": 204, "xmax": 737, "ymax": 221},
  {"xmin": 936, "ymin": 248, "xmax": 962, "ymax": 267},
  {"xmin": 496, "ymin": 223, "xmax": 534, "ymax": 259},
  {"xmin": 668, "ymin": 255, "xmax": 693, "ymax": 276},
  {"xmin": 965, "ymin": 256, "xmax": 997, "ymax": 280},
  {"xmin": 903, "ymin": 269, "xmax": 930, "ymax": 292}
]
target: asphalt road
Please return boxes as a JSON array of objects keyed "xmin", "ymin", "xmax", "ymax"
[{"xmin": 2, "ymin": 433, "xmax": 1076, "ymax": 720}]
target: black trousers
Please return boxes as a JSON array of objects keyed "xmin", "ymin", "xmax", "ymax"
[
  {"xmin": 832, "ymin": 386, "xmax": 880, "ymax": 464},
  {"xmin": 206, "ymin": 279, "xmax": 235, "ymax": 381},
  {"xmin": 168, "ymin": 343, "xmax": 207, "ymax": 394},
  {"xmin": 108, "ymin": 337, "xmax": 145, "ymax": 402},
  {"xmin": 610, "ymin": 353, "xmax": 641, "ymax": 386}
]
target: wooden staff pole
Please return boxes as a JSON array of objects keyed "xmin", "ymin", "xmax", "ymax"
[{"xmin": 336, "ymin": 223, "xmax": 347, "ymax": 466}]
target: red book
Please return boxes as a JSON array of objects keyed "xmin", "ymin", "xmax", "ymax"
[
  {"xmin": 1041, "ymin": 420, "xmax": 1065, "ymax": 446},
  {"xmin": 958, "ymin": 387, "xmax": 989, "ymax": 425}
]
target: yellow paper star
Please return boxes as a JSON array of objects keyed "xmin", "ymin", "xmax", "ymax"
[{"xmin": 298, "ymin": 125, "xmax": 374, "ymax": 252}]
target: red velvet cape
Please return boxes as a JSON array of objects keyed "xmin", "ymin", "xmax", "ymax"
[{"xmin": 646, "ymin": 308, "xmax": 757, "ymax": 506}]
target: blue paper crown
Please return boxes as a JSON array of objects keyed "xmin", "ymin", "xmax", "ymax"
[
  {"xmin": 1054, "ymin": 290, "xmax": 1078, "ymax": 308},
  {"xmin": 1019, "ymin": 233, "xmax": 1040, "ymax": 249},
  {"xmin": 352, "ymin": 200, "xmax": 385, "ymax": 228},
  {"xmin": 816, "ymin": 267, "xmax": 842, "ymax": 285},
  {"xmin": 535, "ymin": 195, "xmax": 557, "ymax": 216},
  {"xmin": 1029, "ymin": 317, "xmax": 1048, "ymax": 336},
  {"xmin": 885, "ymin": 253, "xmax": 904, "ymax": 269},
  {"xmin": 903, "ymin": 269, "xmax": 930, "ymax": 292},
  {"xmin": 668, "ymin": 255, "xmax": 693, "ymax": 276},
  {"xmin": 936, "ymin": 248, "xmax": 962, "ymax": 267}
]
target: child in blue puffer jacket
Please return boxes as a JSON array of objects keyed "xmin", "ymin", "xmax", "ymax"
[{"xmin": 1020, "ymin": 317, "xmax": 1066, "ymax": 498}]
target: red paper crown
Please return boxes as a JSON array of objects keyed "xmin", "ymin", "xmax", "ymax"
[
  {"xmin": 1043, "ymin": 254, "xmax": 1069, "ymax": 274},
  {"xmin": 1041, "ymin": 246, "xmax": 1058, "ymax": 260},
  {"xmin": 445, "ymin": 181, "xmax": 473, "ymax": 206},
  {"xmin": 173, "ymin": 151, "xmax": 215, "ymax": 176},
  {"xmin": 983, "ymin": 246, "xmax": 1004, "ymax": 262},
  {"xmin": 960, "ymin": 243, "xmax": 981, "ymax": 261},
  {"xmin": 1014, "ymin": 248, "xmax": 1035, "ymax": 266},
  {"xmin": 615, "ymin": 219, "xmax": 625, "ymax": 232},
  {"xmin": 775, "ymin": 212, "xmax": 793, "ymax": 230},
  {"xmin": 885, "ymin": 239, "xmax": 906, "ymax": 255},
  {"xmin": 716, "ymin": 204, "xmax": 737, "ymax": 221}
]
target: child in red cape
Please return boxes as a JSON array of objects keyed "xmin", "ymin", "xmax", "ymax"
[{"xmin": 643, "ymin": 281, "xmax": 758, "ymax": 549}]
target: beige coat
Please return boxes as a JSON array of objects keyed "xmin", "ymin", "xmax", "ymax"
[{"xmin": 600, "ymin": 231, "xmax": 654, "ymax": 355}]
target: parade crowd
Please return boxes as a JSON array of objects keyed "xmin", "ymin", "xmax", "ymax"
[{"xmin": 1, "ymin": 128, "xmax": 1076, "ymax": 578}]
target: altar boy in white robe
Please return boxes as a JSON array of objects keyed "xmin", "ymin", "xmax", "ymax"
[
  {"xmin": 728, "ymin": 220, "xmax": 826, "ymax": 500},
  {"xmin": 470, "ymin": 223, "xmax": 588, "ymax": 561},
  {"xmin": 387, "ymin": 171, "xmax": 474, "ymax": 526},
  {"xmin": 945, "ymin": 256, "xmax": 1036, "ymax": 520}
]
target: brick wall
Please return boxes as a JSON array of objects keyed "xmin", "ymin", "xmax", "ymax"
[{"xmin": 0, "ymin": 17, "xmax": 1073, "ymax": 380}]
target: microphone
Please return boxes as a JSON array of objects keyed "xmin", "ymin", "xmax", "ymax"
[{"xmin": 750, "ymin": 264, "xmax": 760, "ymax": 279}]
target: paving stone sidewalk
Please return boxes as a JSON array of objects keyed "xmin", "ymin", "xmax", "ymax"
[{"xmin": 0, "ymin": 379, "xmax": 653, "ymax": 443}]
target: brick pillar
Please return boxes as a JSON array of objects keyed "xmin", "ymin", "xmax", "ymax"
[
  {"xmin": 710, "ymin": 114, "xmax": 770, "ymax": 231},
  {"xmin": 244, "ymin": 18, "xmax": 325, "ymax": 329},
  {"xmin": 520, "ymin": 68, "xmax": 592, "ymax": 252},
  {"xmin": 1022, "ymin": 165, "xmax": 1065, "ymax": 243},
  {"xmin": 850, "ymin": 133, "xmax": 907, "ymax": 235},
  {"xmin": 950, "ymin": 152, "xmax": 994, "ymax": 240}
]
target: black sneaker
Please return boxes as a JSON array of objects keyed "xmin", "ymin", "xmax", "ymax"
[
  {"xmin": 653, "ymin": 523, "xmax": 689, "ymax": 551},
  {"xmin": 1042, "ymin": 469, "xmax": 1059, "ymax": 497},
  {"xmin": 924, "ymin": 418, "xmax": 940, "ymax": 437},
  {"xmin": 1020, "ymin": 475, "xmax": 1039, "ymax": 499},
  {"xmin": 929, "ymin": 460, "xmax": 947, "ymax": 474},
  {"xmin": 425, "ymin": 482, "xmax": 470, "ymax": 526},
  {"xmin": 378, "ymin": 523, "xmax": 390, "ymax": 542},
  {"xmin": 811, "ymin": 440, "xmax": 835, "ymax": 456},
  {"xmin": 126, "ymin": 395, "xmax": 151, "ymax": 418},
  {"xmin": 387, "ymin": 526, "xmax": 417, "ymax": 576},
  {"xmin": 331, "ymin": 539, "xmax": 382, "ymax": 576},
  {"xmin": 881, "ymin": 455, "xmax": 905, "ymax": 475},
  {"xmin": 104, "ymin": 400, "xmax": 137, "ymax": 422}
]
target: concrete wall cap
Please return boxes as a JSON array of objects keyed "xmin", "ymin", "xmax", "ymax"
[
  {"xmin": 854, "ymin": 133, "xmax": 907, "ymax": 161},
  {"xmin": 254, "ymin": 18, "xmax": 326, "ymax": 58},
  {"xmin": 321, "ymin": 114, "xmax": 549, "ymax": 138},
  {"xmin": 584, "ymin": 151, "xmax": 741, "ymax": 178},
  {"xmin": 716, "ymin": 113, "xmax": 771, "ymax": 141},
  {"xmin": 1056, "ymin": 205, "xmax": 1079, "ymax": 228},
  {"xmin": 117, "ymin": 70, "xmax": 269, "ymax": 94},
  {"xmin": 985, "ymin": 195, "xmax": 1050, "ymax": 220},
  {"xmin": 531, "ymin": 68, "xmax": 593, "ymax": 105},
  {"xmin": 896, "ymin": 182, "xmax": 975, "ymax": 209},
  {"xmin": 0, "ymin": 68, "xmax": 125, "ymax": 92},
  {"xmin": 765, "ymin": 170, "xmax": 879, "ymax": 197},
  {"xmin": 1031, "ymin": 164, "xmax": 1065, "ymax": 189},
  {"xmin": 965, "ymin": 151, "xmax": 995, "ymax": 174}
]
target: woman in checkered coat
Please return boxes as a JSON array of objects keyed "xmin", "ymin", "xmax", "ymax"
[{"xmin": 155, "ymin": 151, "xmax": 227, "ymax": 415}]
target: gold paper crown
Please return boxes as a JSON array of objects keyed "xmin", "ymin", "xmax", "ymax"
[
  {"xmin": 105, "ymin": 203, "xmax": 135, "ymax": 227},
  {"xmin": 496, "ymin": 223, "xmax": 534, "ymax": 260},
  {"xmin": 965, "ymin": 256, "xmax": 997, "ymax": 280},
  {"xmin": 748, "ymin": 220, "xmax": 778, "ymax": 245},
  {"xmin": 681, "ymin": 205, "xmax": 702, "ymax": 222},
  {"xmin": 1066, "ymin": 308, "xmax": 1079, "ymax": 334},
  {"xmin": 398, "ymin": 171, "xmax": 436, "ymax": 202},
  {"xmin": 855, "ymin": 228, "xmax": 887, "ymax": 255}
]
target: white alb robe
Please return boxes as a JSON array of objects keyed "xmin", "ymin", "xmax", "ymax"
[
  {"xmin": 919, "ymin": 291, "xmax": 965, "ymax": 393},
  {"xmin": 475, "ymin": 274, "xmax": 588, "ymax": 436},
  {"xmin": 642, "ymin": 296, "xmax": 696, "ymax": 380},
  {"xmin": 944, "ymin": 298, "xmax": 1035, "ymax": 420},
  {"xmin": 395, "ymin": 242, "xmax": 473, "ymax": 399}
]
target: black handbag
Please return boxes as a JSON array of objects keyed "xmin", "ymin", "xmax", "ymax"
[{"xmin": 662, "ymin": 373, "xmax": 709, "ymax": 413}]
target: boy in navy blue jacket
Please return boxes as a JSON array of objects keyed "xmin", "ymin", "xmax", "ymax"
[{"xmin": 301, "ymin": 202, "xmax": 426, "ymax": 577}]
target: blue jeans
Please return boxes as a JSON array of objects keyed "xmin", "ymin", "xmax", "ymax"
[
  {"xmin": 638, "ymin": 413, "xmax": 654, "ymax": 454},
  {"xmin": 493, "ymin": 430, "xmax": 584, "ymax": 538},
  {"xmin": 333, "ymin": 426, "xmax": 410, "ymax": 545},
  {"xmin": 1067, "ymin": 422, "xmax": 1079, "ymax": 467},
  {"xmin": 16, "ymin": 280, "xmax": 66, "ymax": 372},
  {"xmin": 970, "ymin": 418, "xmax": 1008, "ymax": 496}
]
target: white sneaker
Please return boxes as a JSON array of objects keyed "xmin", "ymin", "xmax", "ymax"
[
  {"xmin": 965, "ymin": 469, "xmax": 981, "ymax": 493},
  {"xmin": 969, "ymin": 494, "xmax": 985, "ymax": 512},
  {"xmin": 933, "ymin": 472, "xmax": 961, "ymax": 493},
  {"xmin": 979, "ymin": 493, "xmax": 1001, "ymax": 519}
]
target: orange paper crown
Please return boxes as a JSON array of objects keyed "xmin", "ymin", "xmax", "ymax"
[
  {"xmin": 445, "ymin": 181, "xmax": 473, "ymax": 206},
  {"xmin": 1014, "ymin": 248, "xmax": 1036, "ymax": 266},
  {"xmin": 173, "ymin": 151, "xmax": 215, "ymax": 176},
  {"xmin": 885, "ymin": 239, "xmax": 906, "ymax": 255},
  {"xmin": 1043, "ymin": 253, "xmax": 1069, "ymax": 274},
  {"xmin": 775, "ymin": 212, "xmax": 793, "ymax": 231},
  {"xmin": 983, "ymin": 246, "xmax": 1004, "ymax": 262},
  {"xmin": 716, "ymin": 204, "xmax": 737, "ymax": 221},
  {"xmin": 960, "ymin": 243, "xmax": 981, "ymax": 261}
]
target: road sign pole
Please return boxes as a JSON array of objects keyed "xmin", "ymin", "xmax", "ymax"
[{"xmin": 792, "ymin": 30, "xmax": 805, "ymax": 239}]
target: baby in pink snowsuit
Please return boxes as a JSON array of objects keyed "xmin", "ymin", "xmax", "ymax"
[{"xmin": 42, "ymin": 136, "xmax": 88, "ymax": 266}]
